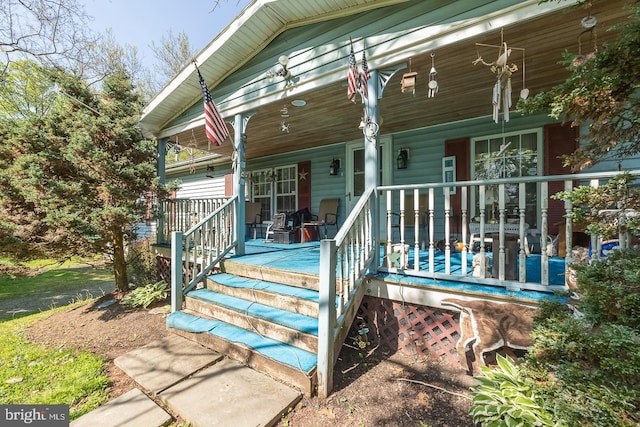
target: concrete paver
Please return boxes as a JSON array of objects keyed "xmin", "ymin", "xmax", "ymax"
[
  {"xmin": 114, "ymin": 334, "xmax": 222, "ymax": 394},
  {"xmin": 70, "ymin": 389, "xmax": 171, "ymax": 427},
  {"xmin": 159, "ymin": 357, "xmax": 301, "ymax": 427}
]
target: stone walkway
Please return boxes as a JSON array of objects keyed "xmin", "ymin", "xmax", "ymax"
[{"xmin": 71, "ymin": 334, "xmax": 301, "ymax": 427}]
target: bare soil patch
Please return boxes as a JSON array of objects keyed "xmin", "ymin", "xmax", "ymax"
[{"xmin": 26, "ymin": 294, "xmax": 476, "ymax": 426}]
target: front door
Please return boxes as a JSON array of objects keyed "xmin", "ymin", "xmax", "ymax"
[{"xmin": 345, "ymin": 136, "xmax": 391, "ymax": 227}]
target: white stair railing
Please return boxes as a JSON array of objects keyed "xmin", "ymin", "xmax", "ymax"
[{"xmin": 170, "ymin": 196, "xmax": 238, "ymax": 312}]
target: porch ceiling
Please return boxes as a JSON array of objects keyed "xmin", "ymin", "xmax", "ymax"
[{"xmin": 169, "ymin": 3, "xmax": 627, "ymax": 163}]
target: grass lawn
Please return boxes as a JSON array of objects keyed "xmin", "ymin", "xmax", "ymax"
[
  {"xmin": 0, "ymin": 306, "xmax": 110, "ymax": 420},
  {"xmin": 0, "ymin": 257, "xmax": 114, "ymax": 302}
]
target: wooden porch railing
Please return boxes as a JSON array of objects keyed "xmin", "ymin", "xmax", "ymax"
[
  {"xmin": 170, "ymin": 196, "xmax": 238, "ymax": 312},
  {"xmin": 378, "ymin": 170, "xmax": 640, "ymax": 292},
  {"xmin": 159, "ymin": 197, "xmax": 229, "ymax": 244},
  {"xmin": 317, "ymin": 187, "xmax": 376, "ymax": 398}
]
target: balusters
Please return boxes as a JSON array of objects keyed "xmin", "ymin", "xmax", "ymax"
[
  {"xmin": 413, "ymin": 189, "xmax": 420, "ymax": 271},
  {"xmin": 564, "ymin": 180, "xmax": 573, "ymax": 267},
  {"xmin": 444, "ymin": 189, "xmax": 451, "ymax": 275},
  {"xmin": 479, "ymin": 185, "xmax": 487, "ymax": 278},
  {"xmin": 428, "ymin": 188, "xmax": 435, "ymax": 274},
  {"xmin": 518, "ymin": 182, "xmax": 527, "ymax": 283},
  {"xmin": 497, "ymin": 183, "xmax": 506, "ymax": 281},
  {"xmin": 461, "ymin": 186, "xmax": 468, "ymax": 277}
]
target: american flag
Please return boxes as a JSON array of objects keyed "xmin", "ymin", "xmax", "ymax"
[
  {"xmin": 347, "ymin": 41, "xmax": 357, "ymax": 103},
  {"xmin": 359, "ymin": 46, "xmax": 371, "ymax": 100},
  {"xmin": 196, "ymin": 65, "xmax": 229, "ymax": 146}
]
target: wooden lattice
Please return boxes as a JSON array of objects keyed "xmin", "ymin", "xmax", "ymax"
[
  {"xmin": 355, "ymin": 296, "xmax": 461, "ymax": 366},
  {"xmin": 155, "ymin": 256, "xmax": 201, "ymax": 287},
  {"xmin": 156, "ymin": 256, "xmax": 171, "ymax": 284}
]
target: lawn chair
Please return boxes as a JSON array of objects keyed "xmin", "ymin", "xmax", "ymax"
[
  {"xmin": 301, "ymin": 198, "xmax": 339, "ymax": 242},
  {"xmin": 245, "ymin": 201, "xmax": 262, "ymax": 239}
]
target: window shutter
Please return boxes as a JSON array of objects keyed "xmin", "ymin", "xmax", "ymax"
[
  {"xmin": 297, "ymin": 160, "xmax": 311, "ymax": 210},
  {"xmin": 544, "ymin": 123, "xmax": 579, "ymax": 234},
  {"xmin": 444, "ymin": 138, "xmax": 470, "ymax": 216}
]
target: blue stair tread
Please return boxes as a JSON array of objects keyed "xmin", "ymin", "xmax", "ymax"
[
  {"xmin": 188, "ymin": 288, "xmax": 318, "ymax": 336},
  {"xmin": 210, "ymin": 273, "xmax": 319, "ymax": 303},
  {"xmin": 167, "ymin": 311, "xmax": 317, "ymax": 373}
]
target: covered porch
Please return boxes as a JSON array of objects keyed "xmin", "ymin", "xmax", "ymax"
[{"xmin": 140, "ymin": 0, "xmax": 636, "ymax": 398}]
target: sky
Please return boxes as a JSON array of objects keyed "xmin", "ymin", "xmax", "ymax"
[{"xmin": 83, "ymin": 0, "xmax": 252, "ymax": 69}]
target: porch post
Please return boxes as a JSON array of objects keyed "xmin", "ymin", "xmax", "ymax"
[
  {"xmin": 364, "ymin": 70, "xmax": 380, "ymax": 272},
  {"xmin": 156, "ymin": 138, "xmax": 167, "ymax": 244},
  {"xmin": 233, "ymin": 114, "xmax": 247, "ymax": 255},
  {"xmin": 317, "ymin": 239, "xmax": 337, "ymax": 397},
  {"xmin": 170, "ymin": 231, "xmax": 183, "ymax": 312}
]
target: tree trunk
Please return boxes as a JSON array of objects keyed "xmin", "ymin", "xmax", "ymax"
[{"xmin": 112, "ymin": 227, "xmax": 129, "ymax": 292}]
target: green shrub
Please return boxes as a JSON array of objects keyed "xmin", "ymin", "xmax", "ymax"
[
  {"xmin": 121, "ymin": 281, "xmax": 168, "ymax": 308},
  {"xmin": 572, "ymin": 247, "xmax": 640, "ymax": 331},
  {"xmin": 469, "ymin": 354, "xmax": 554, "ymax": 426},
  {"xmin": 471, "ymin": 248, "xmax": 640, "ymax": 426},
  {"xmin": 126, "ymin": 239, "xmax": 158, "ymax": 287}
]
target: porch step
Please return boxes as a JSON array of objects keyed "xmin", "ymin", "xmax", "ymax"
[
  {"xmin": 206, "ymin": 273, "xmax": 319, "ymax": 318},
  {"xmin": 167, "ymin": 310, "xmax": 317, "ymax": 394},
  {"xmin": 184, "ymin": 289, "xmax": 318, "ymax": 353},
  {"xmin": 221, "ymin": 258, "xmax": 320, "ymax": 291}
]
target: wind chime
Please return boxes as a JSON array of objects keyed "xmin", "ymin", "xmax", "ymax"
[
  {"xmin": 573, "ymin": 3, "xmax": 598, "ymax": 67},
  {"xmin": 427, "ymin": 53, "xmax": 438, "ymax": 98},
  {"xmin": 280, "ymin": 105, "xmax": 290, "ymax": 133},
  {"xmin": 473, "ymin": 30, "xmax": 527, "ymax": 123}
]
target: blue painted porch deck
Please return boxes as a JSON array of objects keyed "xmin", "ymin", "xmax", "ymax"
[{"xmin": 231, "ymin": 239, "xmax": 567, "ymax": 303}]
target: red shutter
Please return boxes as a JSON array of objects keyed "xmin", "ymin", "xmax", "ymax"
[
  {"xmin": 544, "ymin": 123, "xmax": 579, "ymax": 234},
  {"xmin": 297, "ymin": 160, "xmax": 311, "ymax": 210},
  {"xmin": 224, "ymin": 173, "xmax": 233, "ymax": 197},
  {"xmin": 444, "ymin": 138, "xmax": 470, "ymax": 216}
]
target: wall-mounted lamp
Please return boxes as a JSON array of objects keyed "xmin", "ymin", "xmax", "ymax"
[
  {"xmin": 206, "ymin": 164, "xmax": 215, "ymax": 178},
  {"xmin": 329, "ymin": 158, "xmax": 341, "ymax": 176},
  {"xmin": 266, "ymin": 55, "xmax": 291, "ymax": 80},
  {"xmin": 396, "ymin": 149, "xmax": 409, "ymax": 170}
]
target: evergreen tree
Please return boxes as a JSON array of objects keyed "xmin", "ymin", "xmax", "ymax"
[{"xmin": 0, "ymin": 64, "xmax": 161, "ymax": 292}]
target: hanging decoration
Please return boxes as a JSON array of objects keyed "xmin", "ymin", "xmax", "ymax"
[
  {"xmin": 473, "ymin": 30, "xmax": 526, "ymax": 123},
  {"xmin": 573, "ymin": 3, "xmax": 598, "ymax": 67},
  {"xmin": 427, "ymin": 53, "xmax": 438, "ymax": 98},
  {"xmin": 280, "ymin": 105, "xmax": 290, "ymax": 133},
  {"xmin": 358, "ymin": 109, "xmax": 379, "ymax": 141},
  {"xmin": 401, "ymin": 57, "xmax": 418, "ymax": 95}
]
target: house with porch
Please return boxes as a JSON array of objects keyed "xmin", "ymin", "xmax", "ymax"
[{"xmin": 139, "ymin": 0, "xmax": 638, "ymax": 397}]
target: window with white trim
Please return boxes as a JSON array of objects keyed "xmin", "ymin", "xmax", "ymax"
[
  {"xmin": 250, "ymin": 164, "xmax": 298, "ymax": 222},
  {"xmin": 471, "ymin": 129, "xmax": 542, "ymax": 230}
]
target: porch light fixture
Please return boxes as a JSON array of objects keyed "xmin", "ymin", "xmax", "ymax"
[
  {"xmin": 206, "ymin": 164, "xmax": 215, "ymax": 178},
  {"xmin": 329, "ymin": 158, "xmax": 341, "ymax": 176},
  {"xmin": 396, "ymin": 149, "xmax": 409, "ymax": 170},
  {"xmin": 266, "ymin": 55, "xmax": 291, "ymax": 81}
]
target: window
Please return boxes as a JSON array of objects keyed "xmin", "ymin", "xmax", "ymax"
[
  {"xmin": 275, "ymin": 165, "xmax": 297, "ymax": 213},
  {"xmin": 471, "ymin": 129, "xmax": 542, "ymax": 229},
  {"xmin": 251, "ymin": 169, "xmax": 273, "ymax": 222},
  {"xmin": 250, "ymin": 164, "xmax": 298, "ymax": 222}
]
